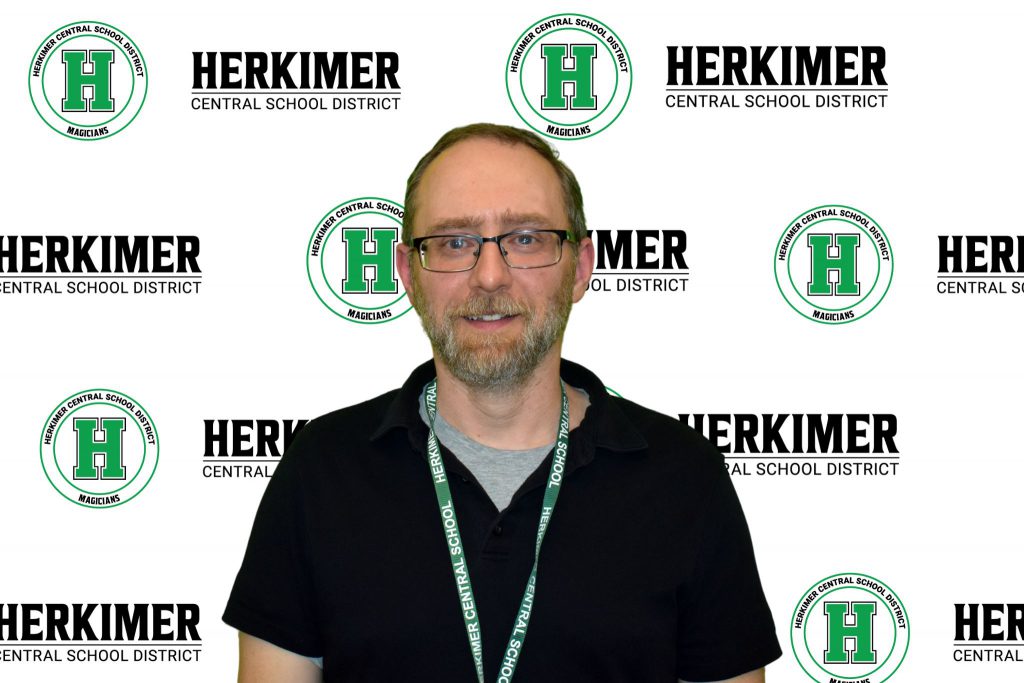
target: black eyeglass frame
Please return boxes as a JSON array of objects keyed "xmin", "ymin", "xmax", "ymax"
[{"xmin": 410, "ymin": 229, "xmax": 576, "ymax": 272}]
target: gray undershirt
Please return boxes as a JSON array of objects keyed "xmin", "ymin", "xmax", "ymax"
[{"xmin": 418, "ymin": 392, "xmax": 552, "ymax": 511}]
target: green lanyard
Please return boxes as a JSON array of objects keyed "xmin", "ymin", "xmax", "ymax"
[{"xmin": 423, "ymin": 378, "xmax": 570, "ymax": 683}]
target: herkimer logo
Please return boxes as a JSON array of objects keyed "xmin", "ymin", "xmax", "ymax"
[
  {"xmin": 680, "ymin": 413, "xmax": 900, "ymax": 477},
  {"xmin": 40, "ymin": 389, "xmax": 158, "ymax": 508},
  {"xmin": 584, "ymin": 230, "xmax": 689, "ymax": 294},
  {"xmin": 0, "ymin": 235, "xmax": 202, "ymax": 296},
  {"xmin": 191, "ymin": 51, "xmax": 400, "ymax": 112},
  {"xmin": 506, "ymin": 14, "xmax": 631, "ymax": 140},
  {"xmin": 792, "ymin": 573, "xmax": 909, "ymax": 683},
  {"xmin": 0, "ymin": 603, "xmax": 201, "ymax": 663},
  {"xmin": 954, "ymin": 604, "xmax": 1024, "ymax": 662},
  {"xmin": 202, "ymin": 419, "xmax": 308, "ymax": 479},
  {"xmin": 29, "ymin": 21, "xmax": 147, "ymax": 140},
  {"xmin": 937, "ymin": 236, "xmax": 1024, "ymax": 295},
  {"xmin": 775, "ymin": 205, "xmax": 893, "ymax": 324},
  {"xmin": 307, "ymin": 197, "xmax": 411, "ymax": 324},
  {"xmin": 666, "ymin": 46, "xmax": 887, "ymax": 110}
]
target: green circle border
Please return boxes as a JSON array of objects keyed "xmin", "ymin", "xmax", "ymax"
[
  {"xmin": 519, "ymin": 27, "xmax": 618, "ymax": 127},
  {"xmin": 786, "ymin": 218, "xmax": 881, "ymax": 312},
  {"xmin": 505, "ymin": 13, "xmax": 632, "ymax": 141},
  {"xmin": 41, "ymin": 35, "xmax": 135, "ymax": 128},
  {"xmin": 39, "ymin": 388, "xmax": 160, "ymax": 509},
  {"xmin": 773, "ymin": 205, "xmax": 894, "ymax": 325},
  {"xmin": 53, "ymin": 402, "xmax": 146, "ymax": 496},
  {"xmin": 28, "ymin": 21, "xmax": 148, "ymax": 141},
  {"xmin": 790, "ymin": 572, "xmax": 910, "ymax": 683},
  {"xmin": 305, "ymin": 196, "xmax": 414, "ymax": 325}
]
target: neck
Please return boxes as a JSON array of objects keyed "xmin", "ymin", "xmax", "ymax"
[{"xmin": 433, "ymin": 349, "xmax": 586, "ymax": 449}]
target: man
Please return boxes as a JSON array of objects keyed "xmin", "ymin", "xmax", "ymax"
[{"xmin": 224, "ymin": 124, "xmax": 781, "ymax": 682}]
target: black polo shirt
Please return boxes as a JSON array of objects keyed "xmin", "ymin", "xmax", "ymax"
[{"xmin": 223, "ymin": 359, "xmax": 781, "ymax": 682}]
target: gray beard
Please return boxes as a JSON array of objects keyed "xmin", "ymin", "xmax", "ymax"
[{"xmin": 414, "ymin": 270, "xmax": 575, "ymax": 392}]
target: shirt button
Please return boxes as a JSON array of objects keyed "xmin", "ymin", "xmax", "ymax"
[{"xmin": 493, "ymin": 525, "xmax": 503, "ymax": 536}]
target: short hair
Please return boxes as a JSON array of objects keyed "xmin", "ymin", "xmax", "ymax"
[{"xmin": 402, "ymin": 123, "xmax": 586, "ymax": 246}]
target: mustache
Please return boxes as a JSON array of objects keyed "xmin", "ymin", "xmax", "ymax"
[{"xmin": 447, "ymin": 296, "xmax": 529, "ymax": 319}]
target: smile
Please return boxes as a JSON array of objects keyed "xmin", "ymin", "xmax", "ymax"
[{"xmin": 465, "ymin": 313, "xmax": 517, "ymax": 321}]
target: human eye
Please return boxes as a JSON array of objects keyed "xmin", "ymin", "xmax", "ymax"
[
  {"xmin": 437, "ymin": 235, "xmax": 475, "ymax": 251},
  {"xmin": 506, "ymin": 231, "xmax": 549, "ymax": 251}
]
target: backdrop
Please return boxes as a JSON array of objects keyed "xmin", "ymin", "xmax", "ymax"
[{"xmin": 2, "ymin": 1, "xmax": 1021, "ymax": 681}]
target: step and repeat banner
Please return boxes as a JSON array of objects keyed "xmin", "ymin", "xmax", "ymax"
[{"xmin": 2, "ymin": 1, "xmax": 1022, "ymax": 681}]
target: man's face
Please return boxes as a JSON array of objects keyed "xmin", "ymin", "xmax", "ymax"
[{"xmin": 397, "ymin": 138, "xmax": 594, "ymax": 390}]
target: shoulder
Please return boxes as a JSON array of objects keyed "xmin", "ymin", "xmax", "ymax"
[
  {"xmin": 606, "ymin": 394, "xmax": 725, "ymax": 483},
  {"xmin": 280, "ymin": 388, "xmax": 402, "ymax": 469},
  {"xmin": 300, "ymin": 389, "xmax": 398, "ymax": 440}
]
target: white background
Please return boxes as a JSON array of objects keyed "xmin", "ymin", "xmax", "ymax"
[{"xmin": 2, "ymin": 0, "xmax": 1022, "ymax": 680}]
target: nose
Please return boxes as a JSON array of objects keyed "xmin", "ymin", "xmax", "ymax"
[{"xmin": 468, "ymin": 239, "xmax": 513, "ymax": 292}]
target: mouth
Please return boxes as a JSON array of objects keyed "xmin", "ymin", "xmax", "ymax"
[
  {"xmin": 449, "ymin": 297, "xmax": 527, "ymax": 331},
  {"xmin": 464, "ymin": 313, "xmax": 517, "ymax": 322},
  {"xmin": 459, "ymin": 312, "xmax": 522, "ymax": 330}
]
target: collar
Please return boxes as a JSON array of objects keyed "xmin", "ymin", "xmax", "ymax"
[{"xmin": 370, "ymin": 358, "xmax": 648, "ymax": 455}]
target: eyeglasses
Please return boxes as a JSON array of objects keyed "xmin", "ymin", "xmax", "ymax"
[{"xmin": 411, "ymin": 229, "xmax": 574, "ymax": 272}]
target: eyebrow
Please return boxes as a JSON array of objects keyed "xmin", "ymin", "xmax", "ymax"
[{"xmin": 423, "ymin": 211, "xmax": 553, "ymax": 235}]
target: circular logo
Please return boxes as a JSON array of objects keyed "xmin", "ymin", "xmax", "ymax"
[
  {"xmin": 791, "ymin": 572, "xmax": 910, "ymax": 683},
  {"xmin": 39, "ymin": 389, "xmax": 159, "ymax": 508},
  {"xmin": 774, "ymin": 204, "xmax": 894, "ymax": 324},
  {"xmin": 306, "ymin": 197, "xmax": 412, "ymax": 325},
  {"xmin": 505, "ymin": 14, "xmax": 632, "ymax": 141},
  {"xmin": 29, "ymin": 21, "xmax": 148, "ymax": 140}
]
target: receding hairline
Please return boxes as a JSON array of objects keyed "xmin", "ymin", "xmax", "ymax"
[
  {"xmin": 407, "ymin": 136, "xmax": 569, "ymax": 236},
  {"xmin": 402, "ymin": 123, "xmax": 587, "ymax": 247}
]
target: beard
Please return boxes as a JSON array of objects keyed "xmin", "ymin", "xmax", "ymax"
[{"xmin": 412, "ymin": 263, "xmax": 576, "ymax": 391}]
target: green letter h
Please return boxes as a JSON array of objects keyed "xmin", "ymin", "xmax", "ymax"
[
  {"xmin": 541, "ymin": 44, "xmax": 597, "ymax": 110},
  {"xmin": 824, "ymin": 601, "xmax": 876, "ymax": 664},
  {"xmin": 808, "ymin": 233, "xmax": 860, "ymax": 296},
  {"xmin": 341, "ymin": 228, "xmax": 398, "ymax": 294},
  {"xmin": 62, "ymin": 50, "xmax": 115, "ymax": 112},
  {"xmin": 73, "ymin": 417, "xmax": 126, "ymax": 479}
]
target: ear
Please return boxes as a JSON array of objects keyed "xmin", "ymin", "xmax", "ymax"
[
  {"xmin": 396, "ymin": 242, "xmax": 417, "ymax": 308},
  {"xmin": 571, "ymin": 236, "xmax": 595, "ymax": 303}
]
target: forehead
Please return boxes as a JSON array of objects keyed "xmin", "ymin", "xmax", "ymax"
[{"xmin": 413, "ymin": 138, "xmax": 566, "ymax": 234}]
